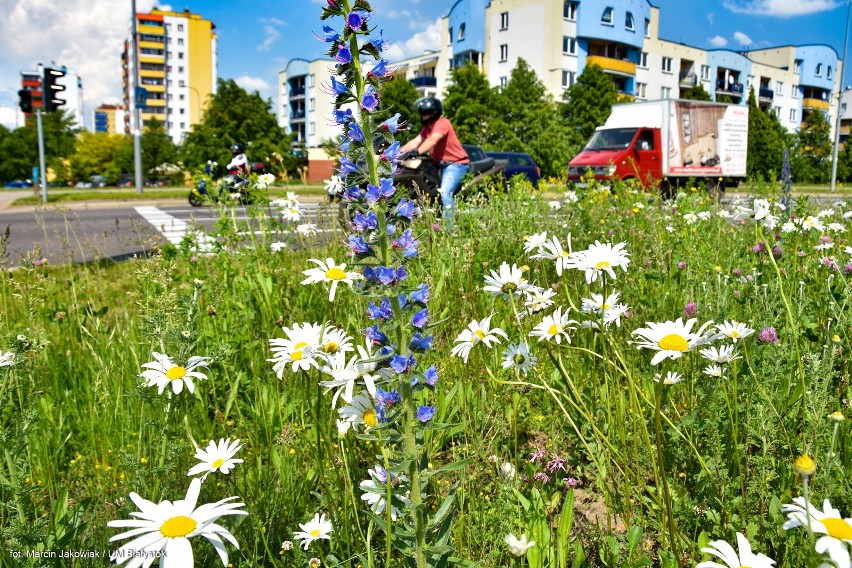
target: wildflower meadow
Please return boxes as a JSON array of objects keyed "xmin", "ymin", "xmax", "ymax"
[{"xmin": 2, "ymin": 1, "xmax": 852, "ymax": 567}]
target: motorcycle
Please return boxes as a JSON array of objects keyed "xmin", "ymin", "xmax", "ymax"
[
  {"xmin": 393, "ymin": 150, "xmax": 508, "ymax": 204},
  {"xmin": 188, "ymin": 162, "xmax": 265, "ymax": 207}
]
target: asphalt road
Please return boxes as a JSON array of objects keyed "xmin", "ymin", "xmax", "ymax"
[{"xmin": 0, "ymin": 198, "xmax": 340, "ymax": 266}]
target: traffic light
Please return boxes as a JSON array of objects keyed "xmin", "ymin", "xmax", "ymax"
[
  {"xmin": 17, "ymin": 89, "xmax": 32, "ymax": 113},
  {"xmin": 42, "ymin": 67, "xmax": 66, "ymax": 113}
]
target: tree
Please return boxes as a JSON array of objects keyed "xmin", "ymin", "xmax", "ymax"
[
  {"xmin": 379, "ymin": 76, "xmax": 420, "ymax": 131},
  {"xmin": 68, "ymin": 132, "xmax": 131, "ymax": 183},
  {"xmin": 0, "ymin": 110, "xmax": 77, "ymax": 183},
  {"xmin": 442, "ymin": 62, "xmax": 494, "ymax": 144},
  {"xmin": 791, "ymin": 109, "xmax": 833, "ymax": 183},
  {"xmin": 179, "ymin": 79, "xmax": 296, "ymax": 177},
  {"xmin": 746, "ymin": 88, "xmax": 788, "ymax": 181},
  {"xmin": 561, "ymin": 64, "xmax": 619, "ymax": 141},
  {"xmin": 141, "ymin": 118, "xmax": 177, "ymax": 181},
  {"xmin": 487, "ymin": 58, "xmax": 581, "ymax": 178},
  {"xmin": 682, "ymin": 83, "xmax": 712, "ymax": 101}
]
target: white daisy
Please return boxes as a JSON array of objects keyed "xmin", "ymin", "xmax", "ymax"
[
  {"xmin": 186, "ymin": 438, "xmax": 244, "ymax": 480},
  {"xmin": 338, "ymin": 392, "xmax": 379, "ymax": 432},
  {"xmin": 654, "ymin": 371, "xmax": 684, "ymax": 385},
  {"xmin": 0, "ymin": 351, "xmax": 14, "ymax": 367},
  {"xmin": 450, "ymin": 314, "xmax": 508, "ymax": 363},
  {"xmin": 828, "ymin": 222, "xmax": 846, "ymax": 233},
  {"xmin": 107, "ymin": 477, "xmax": 247, "ymax": 567},
  {"xmin": 521, "ymin": 286, "xmax": 557, "ymax": 316},
  {"xmin": 703, "ymin": 364, "xmax": 724, "ymax": 378},
  {"xmin": 483, "ymin": 262, "xmax": 530, "ymax": 299},
  {"xmin": 548, "ymin": 200, "xmax": 562, "ymax": 210},
  {"xmin": 325, "ymin": 175, "xmax": 344, "ymax": 196},
  {"xmin": 699, "ymin": 344, "xmax": 741, "ymax": 364},
  {"xmin": 318, "ymin": 325, "xmax": 354, "ymax": 360},
  {"xmin": 782, "ymin": 497, "xmax": 852, "ymax": 543},
  {"xmin": 530, "ymin": 235, "xmax": 574, "ymax": 276},
  {"xmin": 683, "ymin": 213, "xmax": 698, "ymax": 224},
  {"xmin": 715, "ymin": 321, "xmax": 754, "ymax": 342},
  {"xmin": 301, "ymin": 258, "xmax": 356, "ymax": 302},
  {"xmin": 139, "ymin": 352, "xmax": 211, "ymax": 395},
  {"xmin": 571, "ymin": 240, "xmax": 630, "ymax": 284},
  {"xmin": 268, "ymin": 322, "xmax": 323, "ymax": 376},
  {"xmin": 581, "ymin": 292, "xmax": 630, "ymax": 327},
  {"xmin": 501, "ymin": 343, "xmax": 537, "ymax": 376},
  {"xmin": 523, "ymin": 231, "xmax": 548, "ymax": 254},
  {"xmin": 256, "ymin": 173, "xmax": 276, "ymax": 188},
  {"xmin": 318, "ymin": 352, "xmax": 362, "ymax": 408},
  {"xmin": 505, "ymin": 533, "xmax": 536, "ymax": 557},
  {"xmin": 631, "ymin": 318, "xmax": 715, "ymax": 365},
  {"xmin": 269, "ymin": 241, "xmax": 287, "ymax": 252},
  {"xmin": 282, "ymin": 205, "xmax": 302, "ymax": 223},
  {"xmin": 801, "ymin": 215, "xmax": 825, "ymax": 232},
  {"xmin": 359, "ymin": 465, "xmax": 410, "ymax": 521},
  {"xmin": 564, "ymin": 190, "xmax": 578, "ymax": 203},
  {"xmin": 695, "ymin": 532, "xmax": 775, "ymax": 568},
  {"xmin": 529, "ymin": 306, "xmax": 578, "ymax": 344},
  {"xmin": 293, "ymin": 513, "xmax": 333, "ymax": 550},
  {"xmin": 296, "ymin": 223, "xmax": 319, "ymax": 236}
]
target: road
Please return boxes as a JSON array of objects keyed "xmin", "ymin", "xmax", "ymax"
[{"xmin": 0, "ymin": 198, "xmax": 341, "ymax": 266}]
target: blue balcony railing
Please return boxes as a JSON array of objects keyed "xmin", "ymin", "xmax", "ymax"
[
  {"xmin": 758, "ymin": 87, "xmax": 774, "ymax": 100},
  {"xmin": 409, "ymin": 76, "xmax": 437, "ymax": 87},
  {"xmin": 715, "ymin": 79, "xmax": 744, "ymax": 95}
]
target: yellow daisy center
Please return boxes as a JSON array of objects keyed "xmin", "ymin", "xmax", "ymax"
[
  {"xmin": 548, "ymin": 323, "xmax": 561, "ymax": 335},
  {"xmin": 291, "ymin": 342, "xmax": 308, "ymax": 361},
  {"xmin": 310, "ymin": 529, "xmax": 321, "ymax": 537},
  {"xmin": 325, "ymin": 267, "xmax": 347, "ymax": 280},
  {"xmin": 473, "ymin": 329, "xmax": 486, "ymax": 342},
  {"xmin": 324, "ymin": 342, "xmax": 339, "ymax": 354},
  {"xmin": 595, "ymin": 260, "xmax": 611, "ymax": 269},
  {"xmin": 160, "ymin": 515, "xmax": 197, "ymax": 538},
  {"xmin": 602, "ymin": 303, "xmax": 611, "ymax": 309},
  {"xmin": 165, "ymin": 366, "xmax": 186, "ymax": 380},
  {"xmin": 730, "ymin": 331, "xmax": 740, "ymax": 338},
  {"xmin": 822, "ymin": 518, "xmax": 852, "ymax": 540},
  {"xmin": 211, "ymin": 458, "xmax": 225, "ymax": 469},
  {"xmin": 363, "ymin": 409, "xmax": 378, "ymax": 428},
  {"xmin": 658, "ymin": 334, "xmax": 689, "ymax": 352}
]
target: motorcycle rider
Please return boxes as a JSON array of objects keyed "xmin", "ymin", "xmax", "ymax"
[
  {"xmin": 227, "ymin": 143, "xmax": 249, "ymax": 176},
  {"xmin": 399, "ymin": 97, "xmax": 469, "ymax": 229}
]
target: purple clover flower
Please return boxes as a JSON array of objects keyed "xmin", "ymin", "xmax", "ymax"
[
  {"xmin": 684, "ymin": 301, "xmax": 697, "ymax": 317},
  {"xmin": 758, "ymin": 327, "xmax": 778, "ymax": 344}
]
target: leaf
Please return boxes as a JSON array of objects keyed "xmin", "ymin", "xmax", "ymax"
[
  {"xmin": 511, "ymin": 487, "xmax": 531, "ymax": 511},
  {"xmin": 557, "ymin": 488, "xmax": 575, "ymax": 567}
]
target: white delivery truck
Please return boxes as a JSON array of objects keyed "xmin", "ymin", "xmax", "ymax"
[{"xmin": 567, "ymin": 99, "xmax": 749, "ymax": 194}]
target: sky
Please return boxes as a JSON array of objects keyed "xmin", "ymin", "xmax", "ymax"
[{"xmin": 1, "ymin": 0, "xmax": 852, "ymax": 130}]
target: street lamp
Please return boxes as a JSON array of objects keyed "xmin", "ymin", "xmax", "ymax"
[{"xmin": 830, "ymin": 0, "xmax": 851, "ymax": 192}]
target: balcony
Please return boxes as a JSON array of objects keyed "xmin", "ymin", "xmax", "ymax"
[
  {"xmin": 586, "ymin": 55, "xmax": 636, "ymax": 77},
  {"xmin": 715, "ymin": 79, "xmax": 744, "ymax": 97},
  {"xmin": 679, "ymin": 73, "xmax": 697, "ymax": 88},
  {"xmin": 289, "ymin": 85, "xmax": 306, "ymax": 98},
  {"xmin": 758, "ymin": 87, "xmax": 774, "ymax": 102},
  {"xmin": 409, "ymin": 76, "xmax": 437, "ymax": 87},
  {"xmin": 290, "ymin": 110, "xmax": 306, "ymax": 122},
  {"xmin": 802, "ymin": 97, "xmax": 830, "ymax": 111}
]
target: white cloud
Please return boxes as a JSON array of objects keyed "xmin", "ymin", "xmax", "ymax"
[
  {"xmin": 707, "ymin": 13, "xmax": 715, "ymax": 24},
  {"xmin": 234, "ymin": 75, "xmax": 271, "ymax": 94},
  {"xmin": 0, "ymin": 106, "xmax": 19, "ymax": 129},
  {"xmin": 709, "ymin": 35, "xmax": 728, "ymax": 47},
  {"xmin": 734, "ymin": 31, "xmax": 753, "ymax": 45},
  {"xmin": 723, "ymin": 0, "xmax": 841, "ymax": 16},
  {"xmin": 383, "ymin": 18, "xmax": 442, "ymax": 61},
  {"xmin": 0, "ymin": 0, "xmax": 162, "ymax": 116},
  {"xmin": 257, "ymin": 24, "xmax": 282, "ymax": 52}
]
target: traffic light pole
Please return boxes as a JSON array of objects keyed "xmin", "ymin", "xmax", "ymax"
[{"xmin": 36, "ymin": 108, "xmax": 47, "ymax": 203}]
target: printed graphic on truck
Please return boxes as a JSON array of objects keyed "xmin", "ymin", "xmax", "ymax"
[{"xmin": 667, "ymin": 101, "xmax": 748, "ymax": 175}]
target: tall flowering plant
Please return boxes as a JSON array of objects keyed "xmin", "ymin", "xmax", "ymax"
[{"xmin": 272, "ymin": 1, "xmax": 457, "ymax": 565}]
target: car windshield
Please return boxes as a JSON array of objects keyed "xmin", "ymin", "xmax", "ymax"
[{"xmin": 585, "ymin": 128, "xmax": 637, "ymax": 151}]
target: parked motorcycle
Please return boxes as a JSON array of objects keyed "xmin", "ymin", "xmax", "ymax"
[{"xmin": 188, "ymin": 162, "xmax": 265, "ymax": 207}]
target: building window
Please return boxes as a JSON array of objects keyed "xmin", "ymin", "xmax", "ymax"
[
  {"xmin": 661, "ymin": 86, "xmax": 672, "ymax": 99},
  {"xmin": 562, "ymin": 36, "xmax": 576, "ymax": 55},
  {"xmin": 794, "ymin": 59, "xmax": 802, "ymax": 73},
  {"xmin": 601, "ymin": 7, "xmax": 614, "ymax": 25},
  {"xmin": 644, "ymin": 18, "xmax": 650, "ymax": 37},
  {"xmin": 178, "ymin": 52, "xmax": 184, "ymax": 59},
  {"xmin": 178, "ymin": 66, "xmax": 185, "ymax": 73},
  {"xmin": 790, "ymin": 109, "xmax": 796, "ymax": 122},
  {"xmin": 564, "ymin": 1, "xmax": 577, "ymax": 20},
  {"xmin": 179, "ymin": 108, "xmax": 185, "ymax": 114},
  {"xmin": 179, "ymin": 80, "xmax": 186, "ymax": 87},
  {"xmin": 500, "ymin": 12, "xmax": 509, "ymax": 30},
  {"xmin": 310, "ymin": 123, "xmax": 316, "ymax": 135},
  {"xmin": 500, "ymin": 44, "xmax": 508, "ymax": 62},
  {"xmin": 448, "ymin": 28, "xmax": 453, "ymax": 44},
  {"xmin": 180, "ymin": 122, "xmax": 186, "ymax": 128},
  {"xmin": 177, "ymin": 38, "xmax": 184, "ymax": 45},
  {"xmin": 773, "ymin": 106, "xmax": 781, "ymax": 117},
  {"xmin": 500, "ymin": 76, "xmax": 508, "ymax": 88},
  {"xmin": 701, "ymin": 65, "xmax": 710, "ymax": 80},
  {"xmin": 458, "ymin": 23, "xmax": 466, "ymax": 41},
  {"xmin": 662, "ymin": 57, "xmax": 673, "ymax": 73},
  {"xmin": 625, "ymin": 11, "xmax": 634, "ymax": 30},
  {"xmin": 309, "ymin": 98, "xmax": 315, "ymax": 111},
  {"xmin": 179, "ymin": 94, "xmax": 185, "ymax": 101},
  {"xmin": 636, "ymin": 82, "xmax": 647, "ymax": 98},
  {"xmin": 562, "ymin": 70, "xmax": 575, "ymax": 89},
  {"xmin": 792, "ymin": 84, "xmax": 799, "ymax": 98},
  {"xmin": 816, "ymin": 63, "xmax": 822, "ymax": 77},
  {"xmin": 638, "ymin": 52, "xmax": 648, "ymax": 68},
  {"xmin": 776, "ymin": 80, "xmax": 783, "ymax": 96},
  {"xmin": 828, "ymin": 66, "xmax": 833, "ymax": 80}
]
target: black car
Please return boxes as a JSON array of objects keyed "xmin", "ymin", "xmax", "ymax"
[{"xmin": 485, "ymin": 151, "xmax": 541, "ymax": 187}]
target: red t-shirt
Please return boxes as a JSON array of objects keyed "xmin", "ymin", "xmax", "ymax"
[{"xmin": 420, "ymin": 117, "xmax": 469, "ymax": 164}]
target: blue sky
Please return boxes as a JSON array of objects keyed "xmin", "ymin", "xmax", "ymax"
[{"xmin": 1, "ymin": 0, "xmax": 851, "ymax": 129}]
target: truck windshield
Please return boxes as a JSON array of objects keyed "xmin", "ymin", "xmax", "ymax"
[{"xmin": 585, "ymin": 128, "xmax": 638, "ymax": 151}]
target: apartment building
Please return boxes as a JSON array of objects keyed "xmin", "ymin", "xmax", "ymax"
[
  {"xmin": 93, "ymin": 104, "xmax": 127, "ymax": 134},
  {"xmin": 122, "ymin": 8, "xmax": 217, "ymax": 143}
]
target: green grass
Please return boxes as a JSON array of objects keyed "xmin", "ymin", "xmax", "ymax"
[{"xmin": 0, "ymin": 180, "xmax": 850, "ymax": 567}]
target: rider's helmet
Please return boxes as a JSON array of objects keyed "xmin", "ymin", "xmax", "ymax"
[
  {"xmin": 230, "ymin": 143, "xmax": 245, "ymax": 156},
  {"xmin": 415, "ymin": 97, "xmax": 442, "ymax": 125}
]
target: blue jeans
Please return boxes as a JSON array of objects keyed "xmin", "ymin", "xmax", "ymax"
[{"xmin": 439, "ymin": 163, "xmax": 468, "ymax": 229}]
